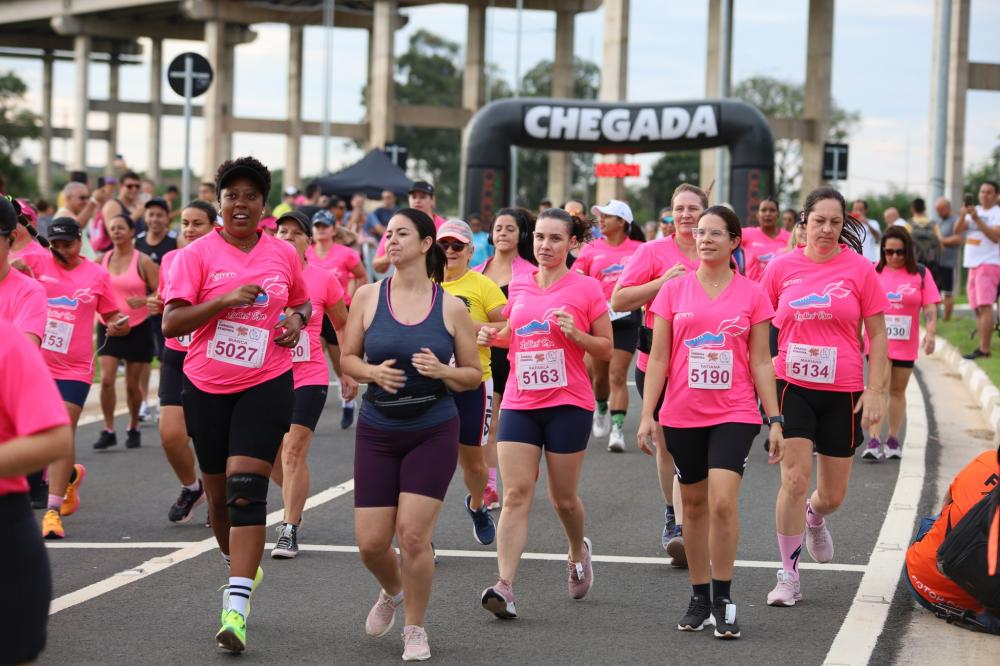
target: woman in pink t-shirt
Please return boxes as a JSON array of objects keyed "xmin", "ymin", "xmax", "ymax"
[
  {"xmin": 638, "ymin": 206, "xmax": 784, "ymax": 639},
  {"xmin": 760, "ymin": 186, "xmax": 890, "ymax": 608},
  {"xmin": 575, "ymin": 200, "xmax": 645, "ymax": 453},
  {"xmin": 742, "ymin": 197, "xmax": 791, "ymax": 282},
  {"xmin": 611, "ymin": 182, "xmax": 706, "ymax": 563},
  {"xmin": 0, "ymin": 319, "xmax": 72, "ymax": 664},
  {"xmin": 478, "ymin": 208, "xmax": 612, "ymax": 619},
  {"xmin": 162, "ymin": 157, "xmax": 311, "ymax": 654},
  {"xmin": 0, "ymin": 202, "xmax": 47, "ymax": 345},
  {"xmin": 270, "ymin": 210, "xmax": 350, "ymax": 559},
  {"xmin": 861, "ymin": 226, "xmax": 940, "ymax": 461}
]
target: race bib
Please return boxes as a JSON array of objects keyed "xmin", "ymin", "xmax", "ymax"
[
  {"xmin": 291, "ymin": 332, "xmax": 310, "ymax": 363},
  {"xmin": 207, "ymin": 320, "xmax": 268, "ymax": 369},
  {"xmin": 688, "ymin": 348, "xmax": 733, "ymax": 390},
  {"xmin": 516, "ymin": 349, "xmax": 568, "ymax": 391},
  {"xmin": 885, "ymin": 315, "xmax": 912, "ymax": 341},
  {"xmin": 608, "ymin": 302, "xmax": 632, "ymax": 322},
  {"xmin": 41, "ymin": 318, "xmax": 73, "ymax": 354},
  {"xmin": 786, "ymin": 343, "xmax": 837, "ymax": 384},
  {"xmin": 177, "ymin": 333, "xmax": 192, "ymax": 348}
]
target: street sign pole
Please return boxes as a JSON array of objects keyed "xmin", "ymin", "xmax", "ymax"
[
  {"xmin": 182, "ymin": 55, "xmax": 193, "ymax": 206},
  {"xmin": 168, "ymin": 52, "xmax": 212, "ymax": 206}
]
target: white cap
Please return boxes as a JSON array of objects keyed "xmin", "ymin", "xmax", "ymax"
[
  {"xmin": 284, "ymin": 186, "xmax": 298, "ymax": 196},
  {"xmin": 591, "ymin": 199, "xmax": 633, "ymax": 224}
]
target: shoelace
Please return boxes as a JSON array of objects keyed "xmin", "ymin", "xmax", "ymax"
[
  {"xmin": 568, "ymin": 560, "xmax": 585, "ymax": 581},
  {"xmin": 275, "ymin": 526, "xmax": 294, "ymax": 549}
]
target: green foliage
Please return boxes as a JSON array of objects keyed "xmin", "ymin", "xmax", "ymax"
[
  {"xmin": 964, "ymin": 138, "xmax": 1000, "ymax": 199},
  {"xmin": 853, "ymin": 186, "xmax": 921, "ymax": 226},
  {"xmin": 632, "ymin": 151, "xmax": 700, "ymax": 220},
  {"xmin": 0, "ymin": 71, "xmax": 40, "ymax": 196}
]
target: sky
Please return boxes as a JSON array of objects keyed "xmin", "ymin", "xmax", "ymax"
[{"xmin": 3, "ymin": 0, "xmax": 998, "ymax": 202}]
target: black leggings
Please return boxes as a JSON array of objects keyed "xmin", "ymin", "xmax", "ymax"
[{"xmin": 0, "ymin": 494, "xmax": 50, "ymax": 665}]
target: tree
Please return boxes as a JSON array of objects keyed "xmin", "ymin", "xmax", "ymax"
[
  {"xmin": 854, "ymin": 186, "xmax": 920, "ymax": 225},
  {"xmin": 732, "ymin": 76, "xmax": 860, "ymax": 204},
  {"xmin": 964, "ymin": 137, "xmax": 1000, "ymax": 199},
  {"xmin": 0, "ymin": 71, "xmax": 40, "ymax": 196},
  {"xmin": 634, "ymin": 151, "xmax": 700, "ymax": 220}
]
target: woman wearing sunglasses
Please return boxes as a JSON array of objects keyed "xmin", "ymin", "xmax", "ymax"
[{"xmin": 861, "ymin": 226, "xmax": 939, "ymax": 461}]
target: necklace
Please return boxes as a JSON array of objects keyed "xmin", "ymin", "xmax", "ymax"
[{"xmin": 222, "ymin": 230, "xmax": 258, "ymax": 251}]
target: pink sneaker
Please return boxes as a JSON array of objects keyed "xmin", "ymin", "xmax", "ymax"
[
  {"xmin": 766, "ymin": 569, "xmax": 802, "ymax": 606},
  {"xmin": 567, "ymin": 537, "xmax": 594, "ymax": 600},
  {"xmin": 401, "ymin": 625, "xmax": 430, "ymax": 662},
  {"xmin": 365, "ymin": 589, "xmax": 400, "ymax": 637},
  {"xmin": 481, "ymin": 579, "xmax": 517, "ymax": 619},
  {"xmin": 805, "ymin": 504, "xmax": 835, "ymax": 563},
  {"xmin": 483, "ymin": 486, "xmax": 500, "ymax": 511}
]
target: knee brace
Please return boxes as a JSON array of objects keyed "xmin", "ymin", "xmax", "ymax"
[{"xmin": 226, "ymin": 473, "xmax": 269, "ymax": 527}]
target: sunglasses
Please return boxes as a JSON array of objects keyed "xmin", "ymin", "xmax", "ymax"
[
  {"xmin": 883, "ymin": 249, "xmax": 906, "ymax": 257},
  {"xmin": 125, "ymin": 184, "xmax": 140, "ymax": 189},
  {"xmin": 437, "ymin": 240, "xmax": 468, "ymax": 252}
]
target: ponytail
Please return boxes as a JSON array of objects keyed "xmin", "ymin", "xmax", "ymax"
[
  {"xmin": 626, "ymin": 220, "xmax": 647, "ymax": 243},
  {"xmin": 427, "ymin": 242, "xmax": 446, "ymax": 283}
]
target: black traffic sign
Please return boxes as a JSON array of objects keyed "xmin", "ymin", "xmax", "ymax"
[
  {"xmin": 823, "ymin": 143, "xmax": 849, "ymax": 181},
  {"xmin": 384, "ymin": 143, "xmax": 409, "ymax": 171},
  {"xmin": 167, "ymin": 52, "xmax": 213, "ymax": 98}
]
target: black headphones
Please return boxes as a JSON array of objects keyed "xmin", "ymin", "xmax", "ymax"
[{"xmin": 487, "ymin": 208, "xmax": 531, "ymax": 247}]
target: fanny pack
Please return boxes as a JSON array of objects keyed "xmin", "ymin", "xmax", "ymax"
[
  {"xmin": 637, "ymin": 325, "xmax": 654, "ymax": 355},
  {"xmin": 363, "ymin": 387, "xmax": 448, "ymax": 419}
]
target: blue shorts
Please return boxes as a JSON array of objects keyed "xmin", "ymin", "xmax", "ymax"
[
  {"xmin": 497, "ymin": 405, "xmax": 592, "ymax": 454},
  {"xmin": 56, "ymin": 379, "xmax": 91, "ymax": 408},
  {"xmin": 453, "ymin": 378, "xmax": 493, "ymax": 447}
]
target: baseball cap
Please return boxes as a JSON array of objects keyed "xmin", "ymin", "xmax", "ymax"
[
  {"xmin": 217, "ymin": 163, "xmax": 270, "ymax": 200},
  {"xmin": 144, "ymin": 197, "xmax": 170, "ymax": 213},
  {"xmin": 47, "ymin": 217, "xmax": 82, "ymax": 242},
  {"xmin": 409, "ymin": 181, "xmax": 434, "ymax": 196},
  {"xmin": 591, "ymin": 199, "xmax": 634, "ymax": 224},
  {"xmin": 311, "ymin": 210, "xmax": 335, "ymax": 227},
  {"xmin": 436, "ymin": 219, "xmax": 473, "ymax": 244},
  {"xmin": 0, "ymin": 197, "xmax": 16, "ymax": 235},
  {"xmin": 284, "ymin": 186, "xmax": 298, "ymax": 196},
  {"xmin": 15, "ymin": 198, "xmax": 37, "ymax": 227},
  {"xmin": 276, "ymin": 210, "xmax": 312, "ymax": 237}
]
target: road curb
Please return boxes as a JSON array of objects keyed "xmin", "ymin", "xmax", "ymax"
[{"xmin": 933, "ymin": 332, "xmax": 1000, "ymax": 445}]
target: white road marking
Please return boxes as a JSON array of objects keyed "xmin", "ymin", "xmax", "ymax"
[
  {"xmin": 48, "ymin": 479, "xmax": 355, "ymax": 615},
  {"xmin": 823, "ymin": 377, "xmax": 929, "ymax": 665}
]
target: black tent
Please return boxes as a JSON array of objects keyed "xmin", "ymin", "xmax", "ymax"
[{"xmin": 313, "ymin": 150, "xmax": 413, "ymax": 200}]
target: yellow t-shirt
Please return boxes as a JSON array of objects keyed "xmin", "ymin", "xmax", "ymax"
[{"xmin": 441, "ymin": 269, "xmax": 507, "ymax": 382}]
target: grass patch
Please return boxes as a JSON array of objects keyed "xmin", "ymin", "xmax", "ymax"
[{"xmin": 935, "ymin": 316, "xmax": 1000, "ymax": 388}]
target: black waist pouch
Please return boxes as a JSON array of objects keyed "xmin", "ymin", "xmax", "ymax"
[
  {"xmin": 364, "ymin": 388, "xmax": 447, "ymax": 420},
  {"xmin": 637, "ymin": 325, "xmax": 654, "ymax": 355}
]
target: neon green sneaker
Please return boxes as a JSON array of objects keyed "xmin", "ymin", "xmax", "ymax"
[
  {"xmin": 220, "ymin": 565, "xmax": 265, "ymax": 623},
  {"xmin": 215, "ymin": 609, "xmax": 247, "ymax": 653}
]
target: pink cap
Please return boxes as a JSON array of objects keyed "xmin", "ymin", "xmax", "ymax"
[
  {"xmin": 15, "ymin": 198, "xmax": 37, "ymax": 227},
  {"xmin": 436, "ymin": 218, "xmax": 473, "ymax": 243},
  {"xmin": 259, "ymin": 216, "xmax": 277, "ymax": 231}
]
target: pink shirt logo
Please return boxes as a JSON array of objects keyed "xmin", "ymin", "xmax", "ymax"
[
  {"xmin": 788, "ymin": 281, "xmax": 852, "ymax": 309},
  {"xmin": 682, "ymin": 316, "xmax": 748, "ymax": 348},
  {"xmin": 514, "ymin": 307, "xmax": 562, "ymax": 336},
  {"xmin": 47, "ymin": 288, "xmax": 94, "ymax": 310},
  {"xmin": 234, "ymin": 274, "xmax": 286, "ymax": 308},
  {"xmin": 886, "ymin": 284, "xmax": 918, "ymax": 304}
]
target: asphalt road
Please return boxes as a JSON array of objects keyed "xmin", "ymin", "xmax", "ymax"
[{"xmin": 40, "ymin": 380, "xmax": 912, "ymax": 665}]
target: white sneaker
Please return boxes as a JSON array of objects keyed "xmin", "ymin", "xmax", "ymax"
[
  {"xmin": 592, "ymin": 409, "xmax": 611, "ymax": 438},
  {"xmin": 607, "ymin": 423, "xmax": 625, "ymax": 452},
  {"xmin": 138, "ymin": 402, "xmax": 150, "ymax": 423}
]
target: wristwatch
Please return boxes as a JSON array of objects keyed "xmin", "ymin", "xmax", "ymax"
[{"xmin": 766, "ymin": 415, "xmax": 784, "ymax": 426}]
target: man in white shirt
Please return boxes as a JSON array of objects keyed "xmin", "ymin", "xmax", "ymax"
[
  {"xmin": 955, "ymin": 181, "xmax": 1000, "ymax": 359},
  {"xmin": 853, "ymin": 199, "xmax": 881, "ymax": 262}
]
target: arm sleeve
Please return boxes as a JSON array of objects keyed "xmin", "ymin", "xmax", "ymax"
[
  {"xmin": 616, "ymin": 243, "xmax": 651, "ymax": 288},
  {"xmin": 860, "ymin": 263, "xmax": 891, "ymax": 317},
  {"xmin": 0, "ymin": 335, "xmax": 70, "ymax": 436},
  {"xmin": 286, "ymin": 248, "xmax": 310, "ymax": 307},
  {"xmin": 326, "ymin": 271, "xmax": 345, "ymax": 305},
  {"xmin": 648, "ymin": 279, "xmax": 674, "ymax": 322},
  {"xmin": 162, "ymin": 247, "xmax": 202, "ymax": 306},
  {"xmin": 587, "ymin": 279, "xmax": 607, "ymax": 324},
  {"xmin": 96, "ymin": 270, "xmax": 120, "ymax": 316},
  {"xmin": 483, "ymin": 278, "xmax": 507, "ymax": 314},
  {"xmin": 760, "ymin": 259, "xmax": 780, "ymax": 310},
  {"xmin": 749, "ymin": 282, "xmax": 776, "ymax": 325},
  {"xmin": 20, "ymin": 279, "xmax": 48, "ymax": 340},
  {"xmin": 922, "ymin": 269, "xmax": 942, "ymax": 306}
]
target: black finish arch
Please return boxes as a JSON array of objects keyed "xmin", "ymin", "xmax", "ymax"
[{"xmin": 461, "ymin": 97, "xmax": 774, "ymax": 226}]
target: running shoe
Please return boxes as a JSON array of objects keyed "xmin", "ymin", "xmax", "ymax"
[
  {"xmin": 465, "ymin": 494, "xmax": 496, "ymax": 545},
  {"xmin": 677, "ymin": 594, "xmax": 712, "ymax": 631},
  {"xmin": 215, "ymin": 609, "xmax": 247, "ymax": 654},
  {"xmin": 401, "ymin": 625, "xmax": 430, "ymax": 662},
  {"xmin": 592, "ymin": 409, "xmax": 611, "ymax": 438},
  {"xmin": 766, "ymin": 569, "xmax": 802, "ymax": 606},
  {"xmin": 340, "ymin": 403, "xmax": 355, "ymax": 430},
  {"xmin": 666, "ymin": 525, "xmax": 687, "ymax": 569},
  {"xmin": 481, "ymin": 579, "xmax": 517, "ymax": 619},
  {"xmin": 662, "ymin": 510, "xmax": 676, "ymax": 551},
  {"xmin": 219, "ymin": 566, "xmax": 264, "ymax": 622},
  {"xmin": 125, "ymin": 428, "xmax": 141, "ymax": 449},
  {"xmin": 366, "ymin": 589, "xmax": 401, "ymax": 637},
  {"xmin": 431, "ymin": 541, "xmax": 438, "ymax": 565},
  {"xmin": 963, "ymin": 349, "xmax": 991, "ymax": 360},
  {"xmin": 138, "ymin": 402, "xmax": 150, "ymax": 423},
  {"xmin": 483, "ymin": 485, "xmax": 501, "ymax": 511},
  {"xmin": 42, "ymin": 509, "xmax": 64, "ymax": 539},
  {"xmin": 805, "ymin": 507, "xmax": 834, "ymax": 563},
  {"xmin": 607, "ymin": 423, "xmax": 625, "ymax": 452},
  {"xmin": 712, "ymin": 597, "xmax": 741, "ymax": 639},
  {"xmin": 861, "ymin": 437, "xmax": 883, "ymax": 461},
  {"xmin": 271, "ymin": 523, "xmax": 299, "ymax": 559},
  {"xmin": 884, "ymin": 436, "xmax": 902, "ymax": 459},
  {"xmin": 60, "ymin": 463, "xmax": 87, "ymax": 517},
  {"xmin": 93, "ymin": 429, "xmax": 117, "ymax": 450},
  {"xmin": 168, "ymin": 481, "xmax": 206, "ymax": 524},
  {"xmin": 567, "ymin": 537, "xmax": 594, "ymax": 600}
]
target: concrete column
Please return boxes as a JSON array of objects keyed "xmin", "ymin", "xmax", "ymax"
[
  {"xmin": 463, "ymin": 4, "xmax": 486, "ymax": 112},
  {"xmin": 148, "ymin": 38, "xmax": 162, "ymax": 184},
  {"xmin": 202, "ymin": 20, "xmax": 226, "ymax": 179},
  {"xmin": 596, "ymin": 0, "xmax": 629, "ymax": 204},
  {"xmin": 945, "ymin": 0, "xmax": 970, "ymax": 208},
  {"xmin": 106, "ymin": 53, "xmax": 119, "ymax": 176},
  {"xmin": 799, "ymin": 0, "xmax": 834, "ymax": 201},
  {"xmin": 547, "ymin": 9, "xmax": 575, "ymax": 206},
  {"xmin": 73, "ymin": 34, "xmax": 91, "ymax": 172},
  {"xmin": 220, "ymin": 41, "xmax": 235, "ymax": 160},
  {"xmin": 699, "ymin": 0, "xmax": 733, "ymax": 200},
  {"xmin": 38, "ymin": 51, "xmax": 54, "ymax": 198},
  {"xmin": 368, "ymin": 0, "xmax": 397, "ymax": 149},
  {"xmin": 285, "ymin": 25, "xmax": 304, "ymax": 192}
]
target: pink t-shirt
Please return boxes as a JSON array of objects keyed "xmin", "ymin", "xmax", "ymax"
[
  {"xmin": 472, "ymin": 254, "xmax": 536, "ymax": 282},
  {"xmin": 25, "ymin": 254, "xmax": 118, "ymax": 383},
  {"xmin": 305, "ymin": 243, "xmax": 361, "ymax": 305},
  {"xmin": 574, "ymin": 237, "xmax": 644, "ymax": 300},
  {"xmin": 163, "ymin": 230, "xmax": 310, "ymax": 394},
  {"xmin": 375, "ymin": 214, "xmax": 447, "ymax": 257},
  {"xmin": 742, "ymin": 227, "xmax": 790, "ymax": 281},
  {"xmin": 615, "ymin": 235, "xmax": 700, "ymax": 371},
  {"xmin": 0, "ymin": 319, "xmax": 70, "ymax": 496},
  {"xmin": 501, "ymin": 270, "xmax": 607, "ymax": 411},
  {"xmin": 650, "ymin": 272, "xmax": 774, "ymax": 427},
  {"xmin": 159, "ymin": 250, "xmax": 192, "ymax": 353},
  {"xmin": 0, "ymin": 266, "xmax": 47, "ymax": 341},
  {"xmin": 864, "ymin": 266, "xmax": 941, "ymax": 362},
  {"xmin": 293, "ymin": 264, "xmax": 345, "ymax": 388},
  {"xmin": 101, "ymin": 249, "xmax": 149, "ymax": 326},
  {"xmin": 761, "ymin": 245, "xmax": 889, "ymax": 391}
]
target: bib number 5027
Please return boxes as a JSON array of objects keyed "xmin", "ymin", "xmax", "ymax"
[{"xmin": 207, "ymin": 320, "xmax": 268, "ymax": 369}]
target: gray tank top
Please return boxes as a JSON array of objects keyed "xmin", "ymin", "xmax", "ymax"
[{"xmin": 359, "ymin": 278, "xmax": 457, "ymax": 430}]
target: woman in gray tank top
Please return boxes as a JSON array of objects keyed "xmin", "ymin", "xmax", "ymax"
[{"xmin": 340, "ymin": 208, "xmax": 481, "ymax": 661}]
